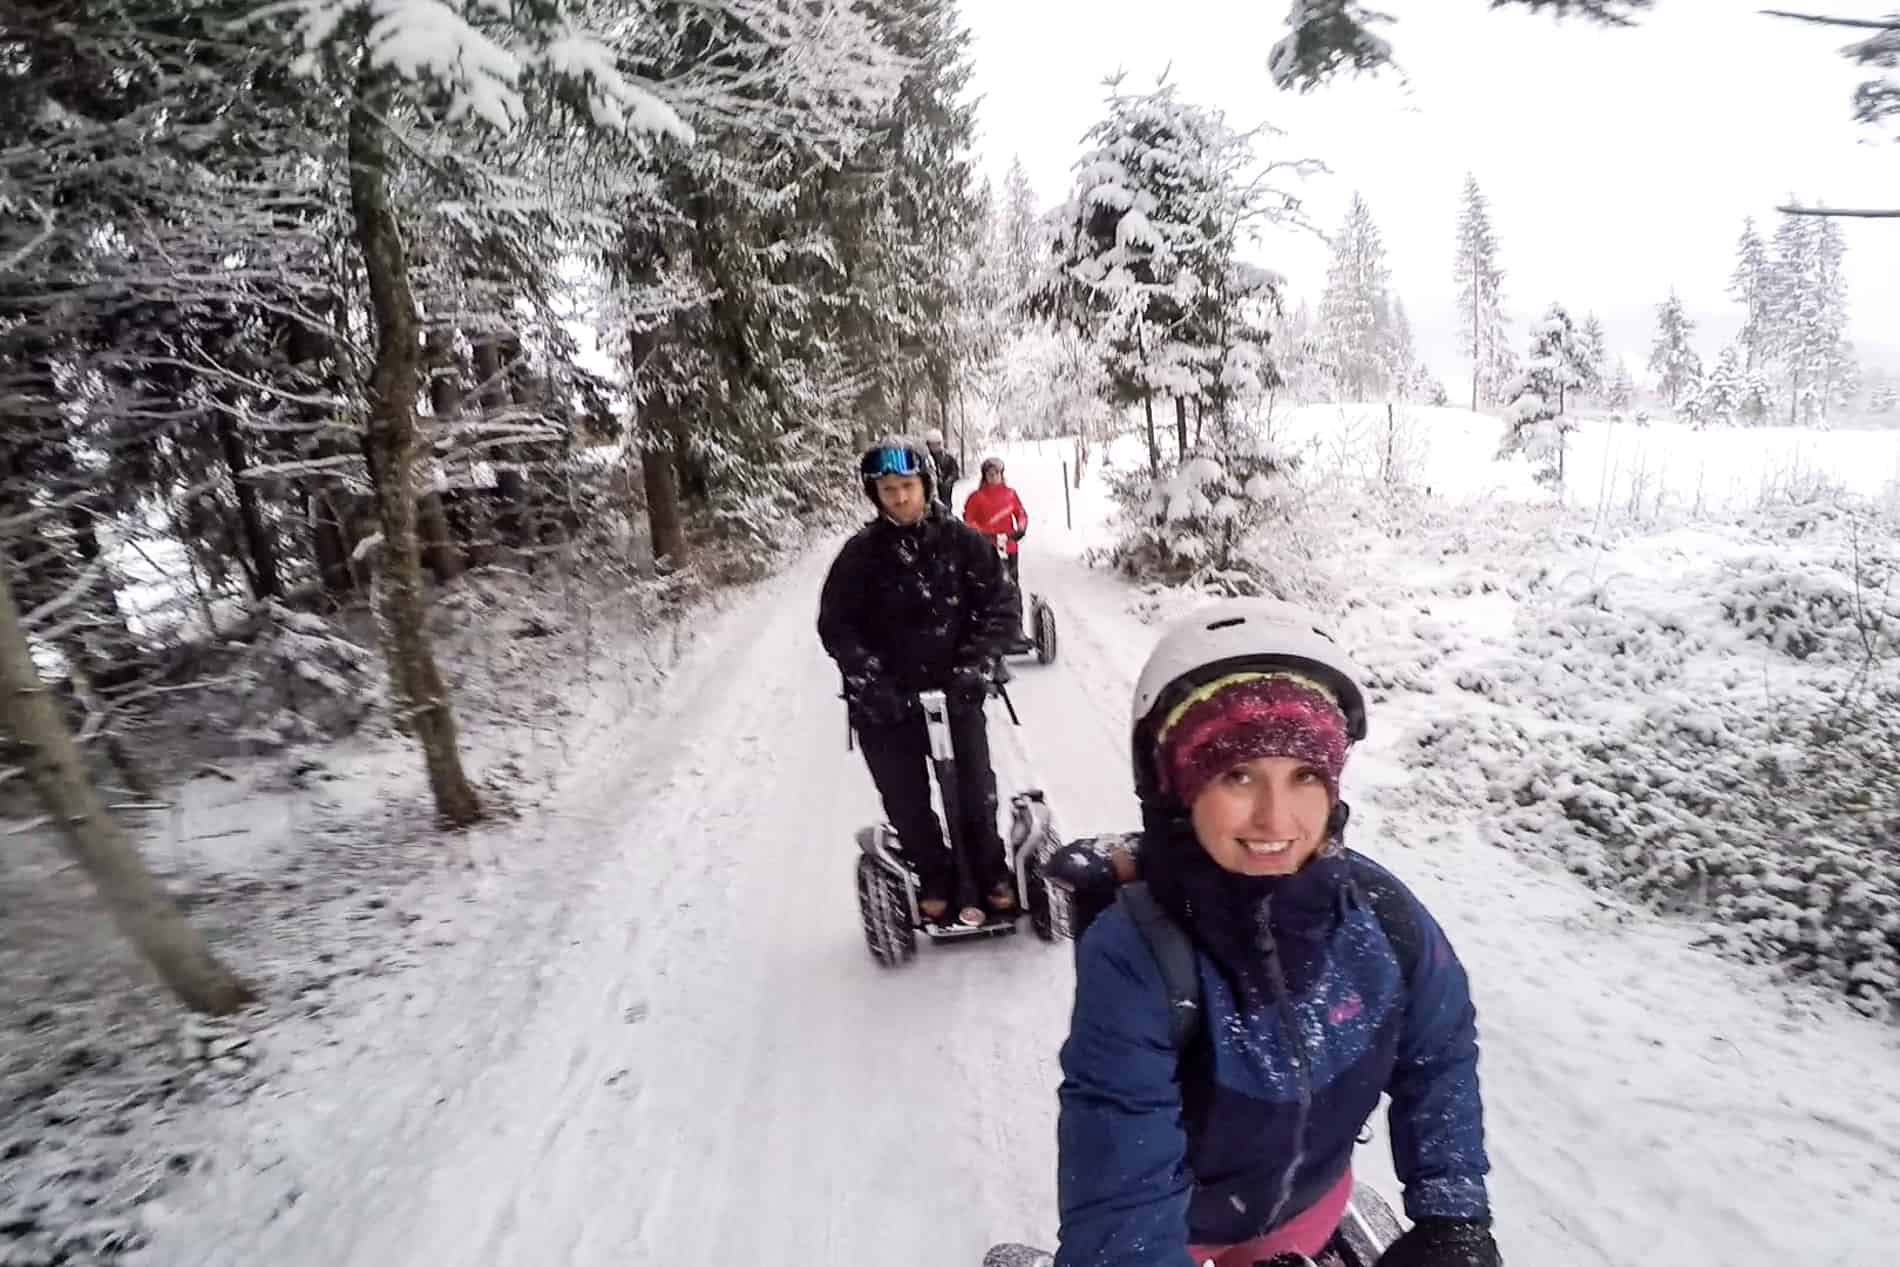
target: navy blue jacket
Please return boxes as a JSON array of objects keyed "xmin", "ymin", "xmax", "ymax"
[{"xmin": 1054, "ymin": 851, "xmax": 1488, "ymax": 1266}]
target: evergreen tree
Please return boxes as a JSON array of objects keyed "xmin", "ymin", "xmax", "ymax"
[
  {"xmin": 999, "ymin": 155, "xmax": 1041, "ymax": 315},
  {"xmin": 1699, "ymin": 345, "xmax": 1746, "ymax": 427},
  {"xmin": 1042, "ymin": 76, "xmax": 1314, "ymax": 471},
  {"xmin": 1270, "ymin": 299, "xmax": 1330, "ymax": 405},
  {"xmin": 1605, "ymin": 358, "xmax": 1635, "ymax": 412},
  {"xmin": 1647, "ymin": 290, "xmax": 1701, "ymax": 408},
  {"xmin": 1527, "ymin": 302, "xmax": 1590, "ymax": 414},
  {"xmin": 1728, "ymin": 217, "xmax": 1774, "ymax": 371},
  {"xmin": 1317, "ymin": 193, "xmax": 1393, "ymax": 400},
  {"xmin": 1768, "ymin": 206, "xmax": 1854, "ymax": 426},
  {"xmin": 1452, "ymin": 174, "xmax": 1511, "ymax": 409},
  {"xmin": 1577, "ymin": 312, "xmax": 1609, "ymax": 399}
]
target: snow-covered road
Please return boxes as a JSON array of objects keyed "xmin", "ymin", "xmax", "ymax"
[{"xmin": 137, "ymin": 443, "xmax": 1900, "ymax": 1267}]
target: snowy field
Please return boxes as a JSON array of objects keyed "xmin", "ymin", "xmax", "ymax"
[
  {"xmin": 1262, "ymin": 402, "xmax": 1900, "ymax": 515},
  {"xmin": 7, "ymin": 419, "xmax": 1900, "ymax": 1267}
]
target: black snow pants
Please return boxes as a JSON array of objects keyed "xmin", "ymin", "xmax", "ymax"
[
  {"xmin": 1004, "ymin": 554, "xmax": 1030, "ymax": 639},
  {"xmin": 857, "ymin": 699, "xmax": 1008, "ymax": 901}
]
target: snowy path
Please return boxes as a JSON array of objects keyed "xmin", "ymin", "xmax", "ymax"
[{"xmin": 139, "ymin": 445, "xmax": 1900, "ymax": 1267}]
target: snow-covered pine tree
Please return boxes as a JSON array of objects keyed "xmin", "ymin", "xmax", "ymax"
[
  {"xmin": 1728, "ymin": 217, "xmax": 1774, "ymax": 372},
  {"xmin": 1498, "ymin": 374, "xmax": 1569, "ymax": 491},
  {"xmin": 1271, "ymin": 3, "xmax": 1704, "ymax": 95},
  {"xmin": 1768, "ymin": 206, "xmax": 1854, "ymax": 426},
  {"xmin": 999, "ymin": 156, "xmax": 1042, "ymax": 319},
  {"xmin": 1499, "ymin": 306, "xmax": 1583, "ymax": 488},
  {"xmin": 1647, "ymin": 290, "xmax": 1701, "ymax": 409},
  {"xmin": 1698, "ymin": 345, "xmax": 1747, "ymax": 428},
  {"xmin": 608, "ymin": 0, "xmax": 906, "ymax": 553},
  {"xmin": 1269, "ymin": 299, "xmax": 1330, "ymax": 407},
  {"xmin": 1577, "ymin": 312, "xmax": 1609, "ymax": 400},
  {"xmin": 1316, "ymin": 193, "xmax": 1393, "ymax": 401},
  {"xmin": 1385, "ymin": 295, "xmax": 1420, "ymax": 397},
  {"xmin": 1452, "ymin": 174, "xmax": 1511, "ymax": 409},
  {"xmin": 1605, "ymin": 357, "xmax": 1635, "ymax": 412},
  {"xmin": 1527, "ymin": 302, "xmax": 1589, "ymax": 414},
  {"xmin": 1040, "ymin": 78, "xmax": 1203, "ymax": 471},
  {"xmin": 1041, "ymin": 76, "xmax": 1316, "ymax": 473},
  {"xmin": 866, "ymin": 0, "xmax": 985, "ymax": 439},
  {"xmin": 1269, "ymin": 0, "xmax": 1399, "ymax": 92}
]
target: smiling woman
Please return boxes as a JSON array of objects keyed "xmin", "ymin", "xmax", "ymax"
[{"xmin": 1048, "ymin": 597, "xmax": 1500, "ymax": 1267}]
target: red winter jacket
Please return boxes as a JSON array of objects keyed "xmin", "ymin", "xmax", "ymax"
[{"xmin": 963, "ymin": 482, "xmax": 1028, "ymax": 555}]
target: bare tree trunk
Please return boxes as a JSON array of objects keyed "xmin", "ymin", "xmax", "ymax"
[
  {"xmin": 307, "ymin": 487, "xmax": 354, "ymax": 601},
  {"xmin": 215, "ymin": 409, "xmax": 283, "ymax": 600},
  {"xmin": 1174, "ymin": 397, "xmax": 1189, "ymax": 460},
  {"xmin": 1383, "ymin": 402, "xmax": 1396, "ymax": 486},
  {"xmin": 627, "ymin": 326, "xmax": 689, "ymax": 568},
  {"xmin": 510, "ymin": 365, "xmax": 568, "ymax": 552},
  {"xmin": 642, "ymin": 443, "xmax": 688, "ymax": 568},
  {"xmin": 349, "ymin": 67, "xmax": 483, "ymax": 829},
  {"xmin": 1470, "ymin": 288, "xmax": 1480, "ymax": 411},
  {"xmin": 0, "ymin": 564, "xmax": 254, "ymax": 1012},
  {"xmin": 472, "ymin": 338, "xmax": 528, "ymax": 553},
  {"xmin": 1142, "ymin": 393, "xmax": 1159, "ymax": 477},
  {"xmin": 286, "ymin": 318, "xmax": 357, "ymax": 604},
  {"xmin": 421, "ymin": 334, "xmax": 467, "ymax": 584}
]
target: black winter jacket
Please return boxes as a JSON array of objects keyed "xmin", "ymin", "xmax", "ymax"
[
  {"xmin": 931, "ymin": 449, "xmax": 961, "ymax": 511},
  {"xmin": 817, "ymin": 509, "xmax": 1019, "ymax": 699}
]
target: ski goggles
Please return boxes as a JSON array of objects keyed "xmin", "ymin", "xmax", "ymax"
[{"xmin": 860, "ymin": 445, "xmax": 926, "ymax": 478}]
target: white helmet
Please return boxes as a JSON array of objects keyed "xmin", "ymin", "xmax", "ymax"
[
  {"xmin": 925, "ymin": 428, "xmax": 945, "ymax": 445},
  {"xmin": 1130, "ymin": 598, "xmax": 1368, "ymax": 806}
]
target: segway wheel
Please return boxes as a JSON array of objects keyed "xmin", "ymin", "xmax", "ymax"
[
  {"xmin": 856, "ymin": 854, "xmax": 916, "ymax": 967},
  {"xmin": 1034, "ymin": 599, "xmax": 1057, "ymax": 665},
  {"xmin": 1024, "ymin": 851, "xmax": 1055, "ymax": 943}
]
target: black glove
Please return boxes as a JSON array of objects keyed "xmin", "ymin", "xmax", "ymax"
[
  {"xmin": 946, "ymin": 663, "xmax": 991, "ymax": 704},
  {"xmin": 1009, "ymin": 526, "xmax": 1026, "ymax": 542},
  {"xmin": 848, "ymin": 674, "xmax": 912, "ymax": 728},
  {"xmin": 1374, "ymin": 1217, "xmax": 1500, "ymax": 1267}
]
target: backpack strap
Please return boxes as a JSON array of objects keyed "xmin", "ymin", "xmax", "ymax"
[
  {"xmin": 1115, "ymin": 882, "xmax": 1201, "ymax": 1054},
  {"xmin": 1346, "ymin": 858, "xmax": 1423, "ymax": 988}
]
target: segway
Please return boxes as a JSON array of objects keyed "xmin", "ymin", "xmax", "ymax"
[
  {"xmin": 994, "ymin": 535, "xmax": 1057, "ymax": 666},
  {"xmin": 852, "ymin": 683, "xmax": 1062, "ymax": 967}
]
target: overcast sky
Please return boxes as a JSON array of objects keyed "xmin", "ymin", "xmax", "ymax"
[{"xmin": 959, "ymin": 0, "xmax": 1900, "ymax": 384}]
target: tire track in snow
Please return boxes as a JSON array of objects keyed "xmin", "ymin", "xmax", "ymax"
[{"xmin": 143, "ymin": 555, "xmax": 846, "ymax": 1267}]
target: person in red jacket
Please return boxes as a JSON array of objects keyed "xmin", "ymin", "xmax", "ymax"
[{"xmin": 963, "ymin": 456, "xmax": 1032, "ymax": 652}]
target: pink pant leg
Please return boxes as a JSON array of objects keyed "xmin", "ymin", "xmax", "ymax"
[{"xmin": 1186, "ymin": 1168, "xmax": 1354, "ymax": 1266}]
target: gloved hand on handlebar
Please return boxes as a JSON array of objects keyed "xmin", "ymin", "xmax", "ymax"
[
  {"xmin": 1374, "ymin": 1217, "xmax": 1501, "ymax": 1267},
  {"xmin": 847, "ymin": 674, "xmax": 913, "ymax": 728},
  {"xmin": 946, "ymin": 662, "xmax": 991, "ymax": 705}
]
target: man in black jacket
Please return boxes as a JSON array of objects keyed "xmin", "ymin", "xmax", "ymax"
[
  {"xmin": 818, "ymin": 436, "xmax": 1021, "ymax": 926},
  {"xmin": 925, "ymin": 428, "xmax": 960, "ymax": 515}
]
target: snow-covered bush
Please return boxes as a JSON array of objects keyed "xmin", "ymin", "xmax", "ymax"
[
  {"xmin": 1401, "ymin": 500, "xmax": 1900, "ymax": 1017},
  {"xmin": 1458, "ymin": 694, "xmax": 1900, "ymax": 1018},
  {"xmin": 1715, "ymin": 513, "xmax": 1897, "ymax": 665},
  {"xmin": 223, "ymin": 603, "xmax": 380, "ymax": 754},
  {"xmin": 1096, "ymin": 433, "xmax": 1302, "ymax": 595}
]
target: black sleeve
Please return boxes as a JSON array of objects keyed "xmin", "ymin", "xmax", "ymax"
[
  {"xmin": 817, "ymin": 535, "xmax": 883, "ymax": 684},
  {"xmin": 953, "ymin": 524, "xmax": 1020, "ymax": 669}
]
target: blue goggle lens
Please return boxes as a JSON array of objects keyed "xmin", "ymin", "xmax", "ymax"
[{"xmin": 863, "ymin": 446, "xmax": 922, "ymax": 477}]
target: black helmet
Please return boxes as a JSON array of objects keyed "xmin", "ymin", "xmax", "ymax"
[{"xmin": 858, "ymin": 436, "xmax": 936, "ymax": 508}]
